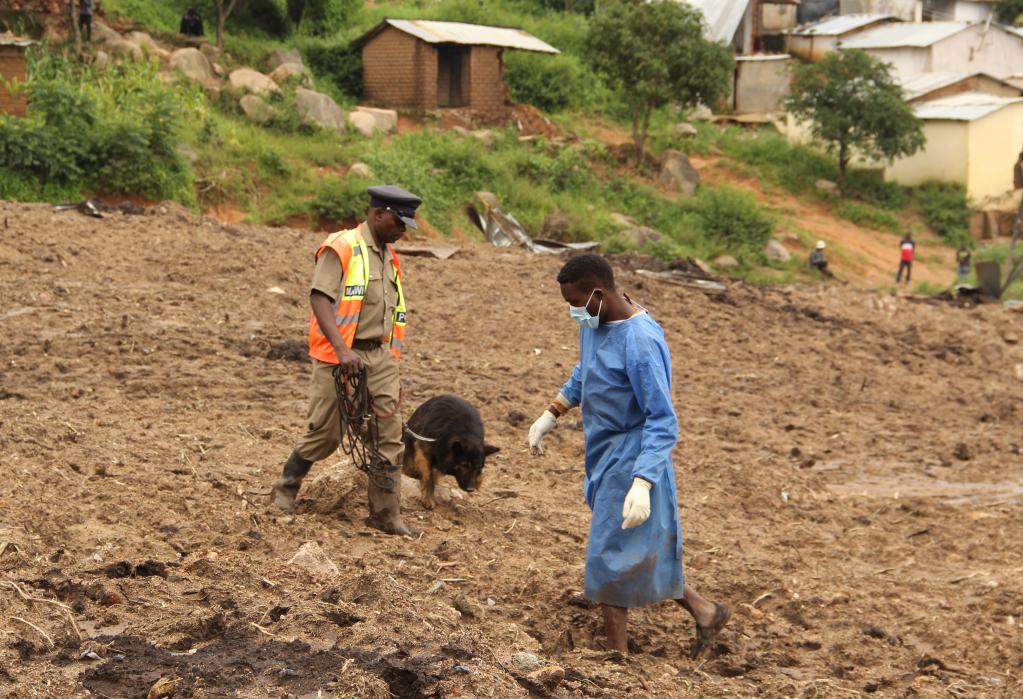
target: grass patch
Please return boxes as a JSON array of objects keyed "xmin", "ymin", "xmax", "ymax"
[
  {"xmin": 912, "ymin": 182, "xmax": 971, "ymax": 247},
  {"xmin": 834, "ymin": 202, "xmax": 900, "ymax": 231}
]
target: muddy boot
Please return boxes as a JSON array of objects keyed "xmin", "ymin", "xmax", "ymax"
[
  {"xmin": 365, "ymin": 461, "xmax": 418, "ymax": 536},
  {"xmin": 270, "ymin": 450, "xmax": 313, "ymax": 514}
]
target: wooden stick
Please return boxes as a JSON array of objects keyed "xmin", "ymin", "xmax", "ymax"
[{"xmin": 11, "ymin": 616, "xmax": 54, "ymax": 648}]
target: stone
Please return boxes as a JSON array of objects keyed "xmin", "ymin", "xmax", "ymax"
[
  {"xmin": 295, "ymin": 88, "xmax": 346, "ymax": 132},
  {"xmin": 239, "ymin": 94, "xmax": 275, "ymax": 125},
  {"xmin": 125, "ymin": 31, "xmax": 157, "ymax": 53},
  {"xmin": 691, "ymin": 258, "xmax": 713, "ymax": 276},
  {"xmin": 267, "ymin": 47, "xmax": 304, "ymax": 72},
  {"xmin": 526, "ymin": 666, "xmax": 565, "ymax": 690},
  {"xmin": 609, "ymin": 213, "xmax": 639, "ymax": 228},
  {"xmin": 1014, "ymin": 364, "xmax": 1023, "ymax": 382},
  {"xmin": 451, "ymin": 126, "xmax": 472, "ymax": 138},
  {"xmin": 1002, "ymin": 329, "xmax": 1019, "ymax": 345},
  {"xmin": 690, "ymin": 104, "xmax": 713, "ymax": 121},
  {"xmin": 93, "ymin": 50, "xmax": 110, "ymax": 71},
  {"xmin": 510, "ymin": 652, "xmax": 542, "ymax": 673},
  {"xmin": 270, "ymin": 62, "xmax": 310, "ymax": 86},
  {"xmin": 229, "ymin": 68, "xmax": 281, "ymax": 97},
  {"xmin": 170, "ymin": 48, "xmax": 213, "ymax": 84},
  {"xmin": 106, "ymin": 38, "xmax": 143, "ymax": 61},
  {"xmin": 287, "ymin": 542, "xmax": 338, "ymax": 576},
  {"xmin": 471, "ymin": 129, "xmax": 495, "ymax": 148},
  {"xmin": 764, "ymin": 239, "xmax": 792, "ymax": 262},
  {"xmin": 620, "ymin": 226, "xmax": 662, "ymax": 247},
  {"xmin": 348, "ymin": 110, "xmax": 381, "ymax": 137},
  {"xmin": 348, "ymin": 162, "xmax": 375, "ymax": 179},
  {"xmin": 199, "ymin": 43, "xmax": 221, "ymax": 63},
  {"xmin": 151, "ymin": 47, "xmax": 171, "ymax": 63},
  {"xmin": 176, "ymin": 144, "xmax": 199, "ymax": 164},
  {"xmin": 353, "ymin": 106, "xmax": 398, "ymax": 134},
  {"xmin": 658, "ymin": 149, "xmax": 700, "ymax": 196},
  {"xmin": 673, "ymin": 123, "xmax": 698, "ymax": 138},
  {"xmin": 953, "ymin": 443, "xmax": 972, "ymax": 461},
  {"xmin": 815, "ymin": 179, "xmax": 838, "ymax": 194},
  {"xmin": 714, "ymin": 255, "xmax": 740, "ymax": 269},
  {"xmin": 541, "ymin": 211, "xmax": 571, "ymax": 239},
  {"xmin": 212, "ymin": 63, "xmax": 225, "ymax": 77},
  {"xmin": 92, "ymin": 19, "xmax": 121, "ymax": 44}
]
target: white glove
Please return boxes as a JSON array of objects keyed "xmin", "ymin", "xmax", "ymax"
[
  {"xmin": 621, "ymin": 478, "xmax": 652, "ymax": 529},
  {"xmin": 527, "ymin": 410, "xmax": 558, "ymax": 456}
]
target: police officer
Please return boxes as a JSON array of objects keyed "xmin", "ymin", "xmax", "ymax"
[{"xmin": 271, "ymin": 185, "xmax": 421, "ymax": 536}]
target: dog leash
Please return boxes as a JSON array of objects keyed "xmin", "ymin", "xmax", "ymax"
[{"xmin": 332, "ymin": 366, "xmax": 395, "ymax": 490}]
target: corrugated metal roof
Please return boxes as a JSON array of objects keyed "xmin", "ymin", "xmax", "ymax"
[
  {"xmin": 0, "ymin": 34, "xmax": 34, "ymax": 47},
  {"xmin": 736, "ymin": 54, "xmax": 792, "ymax": 62},
  {"xmin": 900, "ymin": 71, "xmax": 1017, "ymax": 100},
  {"xmin": 840, "ymin": 21, "xmax": 971, "ymax": 49},
  {"xmin": 381, "ymin": 19, "xmax": 558, "ymax": 54},
  {"xmin": 787, "ymin": 13, "xmax": 895, "ymax": 37},
  {"xmin": 686, "ymin": 0, "xmax": 750, "ymax": 45},
  {"xmin": 914, "ymin": 92, "xmax": 1023, "ymax": 121}
]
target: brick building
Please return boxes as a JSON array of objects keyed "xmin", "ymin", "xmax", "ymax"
[
  {"xmin": 0, "ymin": 34, "xmax": 32, "ymax": 118},
  {"xmin": 356, "ymin": 19, "xmax": 558, "ymax": 113}
]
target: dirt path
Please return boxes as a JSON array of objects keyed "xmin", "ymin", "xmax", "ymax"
[{"xmin": 1, "ymin": 202, "xmax": 1021, "ymax": 697}]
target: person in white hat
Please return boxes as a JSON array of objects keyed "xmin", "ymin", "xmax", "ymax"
[{"xmin": 809, "ymin": 240, "xmax": 832, "ymax": 277}]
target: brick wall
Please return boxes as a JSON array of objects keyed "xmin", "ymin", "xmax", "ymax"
[
  {"xmin": 0, "ymin": 46, "xmax": 28, "ymax": 117},
  {"xmin": 469, "ymin": 46, "xmax": 506, "ymax": 114},
  {"xmin": 363, "ymin": 27, "xmax": 438, "ymax": 109}
]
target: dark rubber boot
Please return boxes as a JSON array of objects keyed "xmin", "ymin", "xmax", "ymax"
[
  {"xmin": 270, "ymin": 450, "xmax": 313, "ymax": 514},
  {"xmin": 365, "ymin": 462, "xmax": 418, "ymax": 536}
]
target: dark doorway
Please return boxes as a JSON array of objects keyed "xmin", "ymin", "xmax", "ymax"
[{"xmin": 437, "ymin": 45, "xmax": 470, "ymax": 107}]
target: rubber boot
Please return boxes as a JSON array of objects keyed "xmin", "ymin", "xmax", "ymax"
[
  {"xmin": 365, "ymin": 461, "xmax": 418, "ymax": 536},
  {"xmin": 270, "ymin": 449, "xmax": 313, "ymax": 514}
]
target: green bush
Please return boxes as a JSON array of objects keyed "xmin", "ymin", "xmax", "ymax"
[
  {"xmin": 312, "ymin": 175, "xmax": 372, "ymax": 222},
  {"xmin": 913, "ymin": 181, "xmax": 971, "ymax": 246},
  {"xmin": 693, "ymin": 186, "xmax": 774, "ymax": 251},
  {"xmin": 302, "ymin": 40, "xmax": 362, "ymax": 99},
  {"xmin": 504, "ymin": 52, "xmax": 592, "ymax": 112},
  {"xmin": 289, "ymin": 0, "xmax": 361, "ymax": 36},
  {"xmin": 846, "ymin": 170, "xmax": 907, "ymax": 210},
  {"xmin": 719, "ymin": 129, "xmax": 836, "ymax": 194},
  {"xmin": 834, "ymin": 202, "xmax": 900, "ymax": 231}
]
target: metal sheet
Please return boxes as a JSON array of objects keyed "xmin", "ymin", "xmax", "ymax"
[
  {"xmin": 914, "ymin": 92, "xmax": 1023, "ymax": 121},
  {"xmin": 686, "ymin": 0, "xmax": 750, "ymax": 45},
  {"xmin": 786, "ymin": 13, "xmax": 896, "ymax": 36},
  {"xmin": 384, "ymin": 19, "xmax": 558, "ymax": 54},
  {"xmin": 839, "ymin": 21, "xmax": 970, "ymax": 49}
]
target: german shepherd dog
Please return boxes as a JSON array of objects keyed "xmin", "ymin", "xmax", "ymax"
[{"xmin": 401, "ymin": 395, "xmax": 499, "ymax": 509}]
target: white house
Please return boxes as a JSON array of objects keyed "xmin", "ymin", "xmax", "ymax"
[
  {"xmin": 923, "ymin": 0, "xmax": 997, "ymax": 22},
  {"xmin": 840, "ymin": 0, "xmax": 922, "ymax": 21},
  {"xmin": 838, "ymin": 21, "xmax": 1023, "ymax": 81},
  {"xmin": 899, "ymin": 71, "xmax": 1023, "ymax": 102},
  {"xmin": 785, "ymin": 13, "xmax": 899, "ymax": 61}
]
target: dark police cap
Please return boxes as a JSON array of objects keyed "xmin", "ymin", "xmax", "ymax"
[{"xmin": 368, "ymin": 184, "xmax": 422, "ymax": 230}]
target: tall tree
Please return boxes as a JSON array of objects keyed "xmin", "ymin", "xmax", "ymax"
[
  {"xmin": 786, "ymin": 50, "xmax": 924, "ymax": 193},
  {"xmin": 214, "ymin": 0, "xmax": 247, "ymax": 49},
  {"xmin": 585, "ymin": 0, "xmax": 733, "ymax": 166},
  {"xmin": 995, "ymin": 0, "xmax": 1023, "ymax": 25}
]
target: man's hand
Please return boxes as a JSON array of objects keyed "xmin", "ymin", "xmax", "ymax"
[
  {"xmin": 527, "ymin": 410, "xmax": 558, "ymax": 456},
  {"xmin": 621, "ymin": 478, "xmax": 652, "ymax": 529},
  {"xmin": 335, "ymin": 345, "xmax": 364, "ymax": 374}
]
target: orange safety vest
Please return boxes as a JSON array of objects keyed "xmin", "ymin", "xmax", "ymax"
[{"xmin": 307, "ymin": 225, "xmax": 407, "ymax": 363}]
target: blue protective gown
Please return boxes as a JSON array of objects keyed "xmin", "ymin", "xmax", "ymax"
[{"xmin": 560, "ymin": 312, "xmax": 685, "ymax": 608}]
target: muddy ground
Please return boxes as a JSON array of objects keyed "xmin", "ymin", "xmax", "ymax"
[{"xmin": 0, "ymin": 201, "xmax": 1021, "ymax": 698}]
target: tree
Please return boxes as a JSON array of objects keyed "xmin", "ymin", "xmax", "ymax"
[
  {"xmin": 213, "ymin": 0, "xmax": 248, "ymax": 49},
  {"xmin": 786, "ymin": 50, "xmax": 924, "ymax": 193},
  {"xmin": 585, "ymin": 0, "xmax": 733, "ymax": 165},
  {"xmin": 995, "ymin": 0, "xmax": 1023, "ymax": 25}
]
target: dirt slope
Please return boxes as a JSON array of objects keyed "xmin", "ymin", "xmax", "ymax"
[{"xmin": 1, "ymin": 202, "xmax": 1022, "ymax": 698}]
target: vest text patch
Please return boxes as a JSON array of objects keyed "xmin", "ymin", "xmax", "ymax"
[
  {"xmin": 395, "ymin": 311, "xmax": 407, "ymax": 324},
  {"xmin": 344, "ymin": 284, "xmax": 366, "ymax": 297}
]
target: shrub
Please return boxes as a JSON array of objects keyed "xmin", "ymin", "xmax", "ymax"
[
  {"xmin": 846, "ymin": 170, "xmax": 907, "ymax": 210},
  {"xmin": 913, "ymin": 181, "xmax": 971, "ymax": 246},
  {"xmin": 694, "ymin": 186, "xmax": 774, "ymax": 251},
  {"xmin": 834, "ymin": 202, "xmax": 900, "ymax": 231},
  {"xmin": 720, "ymin": 130, "xmax": 836, "ymax": 193},
  {"xmin": 504, "ymin": 52, "xmax": 591, "ymax": 112},
  {"xmin": 311, "ymin": 174, "xmax": 372, "ymax": 222},
  {"xmin": 302, "ymin": 40, "xmax": 362, "ymax": 99}
]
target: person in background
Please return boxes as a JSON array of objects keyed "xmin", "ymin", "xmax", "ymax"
[
  {"xmin": 809, "ymin": 240, "xmax": 832, "ymax": 277},
  {"xmin": 896, "ymin": 233, "xmax": 915, "ymax": 285},
  {"xmin": 180, "ymin": 7, "xmax": 204, "ymax": 37},
  {"xmin": 79, "ymin": 0, "xmax": 93, "ymax": 43},
  {"xmin": 956, "ymin": 244, "xmax": 972, "ymax": 283}
]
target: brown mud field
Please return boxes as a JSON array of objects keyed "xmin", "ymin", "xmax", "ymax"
[{"xmin": 1, "ymin": 201, "xmax": 1021, "ymax": 698}]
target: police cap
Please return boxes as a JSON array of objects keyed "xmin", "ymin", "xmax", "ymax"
[{"xmin": 368, "ymin": 184, "xmax": 422, "ymax": 230}]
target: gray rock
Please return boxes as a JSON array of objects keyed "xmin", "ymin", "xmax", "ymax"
[
  {"xmin": 287, "ymin": 542, "xmax": 338, "ymax": 576},
  {"xmin": 690, "ymin": 104, "xmax": 713, "ymax": 121},
  {"xmin": 815, "ymin": 179, "xmax": 838, "ymax": 194},
  {"xmin": 229, "ymin": 68, "xmax": 281, "ymax": 97},
  {"xmin": 348, "ymin": 110, "xmax": 381, "ymax": 137},
  {"xmin": 620, "ymin": 226, "xmax": 663, "ymax": 247},
  {"xmin": 764, "ymin": 239, "xmax": 792, "ymax": 262},
  {"xmin": 673, "ymin": 123, "xmax": 698, "ymax": 138},
  {"xmin": 609, "ymin": 213, "xmax": 639, "ymax": 229},
  {"xmin": 125, "ymin": 31, "xmax": 157, "ymax": 53},
  {"xmin": 151, "ymin": 47, "xmax": 171, "ymax": 63},
  {"xmin": 295, "ymin": 88, "xmax": 346, "ymax": 132},
  {"xmin": 527, "ymin": 666, "xmax": 566, "ymax": 690},
  {"xmin": 199, "ymin": 43, "xmax": 221, "ymax": 63},
  {"xmin": 658, "ymin": 149, "xmax": 700, "ymax": 196},
  {"xmin": 511, "ymin": 652, "xmax": 542, "ymax": 673},
  {"xmin": 93, "ymin": 50, "xmax": 110, "ymax": 71},
  {"xmin": 240, "ymin": 94, "xmax": 275, "ymax": 124},
  {"xmin": 348, "ymin": 162, "xmax": 375, "ymax": 179},
  {"xmin": 541, "ymin": 211, "xmax": 571, "ymax": 239},
  {"xmin": 714, "ymin": 255, "xmax": 740, "ymax": 269},
  {"xmin": 106, "ymin": 38, "xmax": 143, "ymax": 61},
  {"xmin": 353, "ymin": 106, "xmax": 398, "ymax": 134},
  {"xmin": 691, "ymin": 258, "xmax": 713, "ymax": 276},
  {"xmin": 92, "ymin": 19, "xmax": 121, "ymax": 44},
  {"xmin": 270, "ymin": 62, "xmax": 310, "ymax": 87},
  {"xmin": 267, "ymin": 47, "xmax": 304, "ymax": 72},
  {"xmin": 472, "ymin": 129, "xmax": 495, "ymax": 148},
  {"xmin": 170, "ymin": 48, "xmax": 213, "ymax": 84}
]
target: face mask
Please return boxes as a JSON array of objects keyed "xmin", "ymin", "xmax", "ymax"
[{"xmin": 569, "ymin": 289, "xmax": 602, "ymax": 329}]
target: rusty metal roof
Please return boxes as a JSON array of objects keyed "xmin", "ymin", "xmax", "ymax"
[
  {"xmin": 914, "ymin": 92, "xmax": 1023, "ymax": 121},
  {"xmin": 900, "ymin": 71, "xmax": 1022, "ymax": 101},
  {"xmin": 787, "ymin": 14, "xmax": 897, "ymax": 37},
  {"xmin": 366, "ymin": 19, "xmax": 558, "ymax": 54},
  {"xmin": 839, "ymin": 21, "xmax": 972, "ymax": 49}
]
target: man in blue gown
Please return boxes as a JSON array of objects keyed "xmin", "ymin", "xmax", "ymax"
[{"xmin": 528, "ymin": 254, "xmax": 729, "ymax": 656}]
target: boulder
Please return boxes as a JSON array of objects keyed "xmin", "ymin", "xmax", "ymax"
[
  {"xmin": 348, "ymin": 162, "xmax": 375, "ymax": 179},
  {"xmin": 212, "ymin": 63, "xmax": 225, "ymax": 77},
  {"xmin": 690, "ymin": 104, "xmax": 713, "ymax": 121},
  {"xmin": 125, "ymin": 31, "xmax": 157, "ymax": 53},
  {"xmin": 526, "ymin": 666, "xmax": 565, "ymax": 690},
  {"xmin": 620, "ymin": 226, "xmax": 662, "ymax": 248},
  {"xmin": 170, "ymin": 48, "xmax": 213, "ymax": 84},
  {"xmin": 353, "ymin": 106, "xmax": 398, "ymax": 134},
  {"xmin": 151, "ymin": 47, "xmax": 171, "ymax": 63},
  {"xmin": 287, "ymin": 542, "xmax": 338, "ymax": 576},
  {"xmin": 199, "ymin": 43, "xmax": 221, "ymax": 62},
  {"xmin": 93, "ymin": 50, "xmax": 110, "ymax": 72},
  {"xmin": 714, "ymin": 255, "xmax": 739, "ymax": 269},
  {"xmin": 471, "ymin": 129, "xmax": 495, "ymax": 148},
  {"xmin": 673, "ymin": 123, "xmax": 698, "ymax": 138},
  {"xmin": 609, "ymin": 213, "xmax": 639, "ymax": 228},
  {"xmin": 106, "ymin": 38, "xmax": 143, "ymax": 61},
  {"xmin": 348, "ymin": 110, "xmax": 381, "ymax": 137},
  {"xmin": 764, "ymin": 239, "xmax": 792, "ymax": 262},
  {"xmin": 691, "ymin": 258, "xmax": 713, "ymax": 276},
  {"xmin": 270, "ymin": 62, "xmax": 310, "ymax": 86},
  {"xmin": 658, "ymin": 149, "xmax": 700, "ymax": 196},
  {"xmin": 267, "ymin": 47, "xmax": 304, "ymax": 72},
  {"xmin": 92, "ymin": 19, "xmax": 121, "ymax": 44},
  {"xmin": 295, "ymin": 88, "xmax": 346, "ymax": 132},
  {"xmin": 510, "ymin": 652, "xmax": 542, "ymax": 673},
  {"xmin": 239, "ymin": 95, "xmax": 275, "ymax": 125},
  {"xmin": 815, "ymin": 179, "xmax": 838, "ymax": 194},
  {"xmin": 541, "ymin": 211, "xmax": 571, "ymax": 239},
  {"xmin": 228, "ymin": 68, "xmax": 281, "ymax": 97}
]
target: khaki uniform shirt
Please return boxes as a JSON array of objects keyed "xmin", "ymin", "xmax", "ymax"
[{"xmin": 310, "ymin": 223, "xmax": 397, "ymax": 342}]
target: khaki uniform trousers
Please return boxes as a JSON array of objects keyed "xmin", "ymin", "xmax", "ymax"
[{"xmin": 294, "ymin": 345, "xmax": 402, "ymax": 466}]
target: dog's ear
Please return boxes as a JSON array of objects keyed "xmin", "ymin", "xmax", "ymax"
[
  {"xmin": 483, "ymin": 444, "xmax": 500, "ymax": 457},
  {"xmin": 449, "ymin": 438, "xmax": 464, "ymax": 457}
]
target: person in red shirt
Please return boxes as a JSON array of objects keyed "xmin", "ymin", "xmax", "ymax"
[{"xmin": 896, "ymin": 233, "xmax": 915, "ymax": 284}]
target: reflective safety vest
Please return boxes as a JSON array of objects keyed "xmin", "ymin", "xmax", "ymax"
[{"xmin": 308, "ymin": 225, "xmax": 407, "ymax": 362}]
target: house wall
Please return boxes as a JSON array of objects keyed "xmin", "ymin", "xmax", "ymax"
[
  {"xmin": 839, "ymin": 0, "xmax": 922, "ymax": 20},
  {"xmin": 0, "ymin": 45, "xmax": 28, "ymax": 117},
  {"xmin": 362, "ymin": 27, "xmax": 437, "ymax": 108},
  {"xmin": 786, "ymin": 34, "xmax": 840, "ymax": 62},
  {"xmin": 966, "ymin": 103, "xmax": 1023, "ymax": 202},
  {"xmin": 468, "ymin": 46, "xmax": 505, "ymax": 113},
  {"xmin": 885, "ymin": 119, "xmax": 969, "ymax": 188},
  {"xmin": 734, "ymin": 58, "xmax": 792, "ymax": 113},
  {"xmin": 861, "ymin": 46, "xmax": 931, "ymax": 81},
  {"xmin": 953, "ymin": 0, "xmax": 994, "ymax": 21},
  {"xmin": 908, "ymin": 74, "xmax": 1023, "ymax": 103},
  {"xmin": 930, "ymin": 25, "xmax": 1023, "ymax": 78},
  {"xmin": 761, "ymin": 3, "xmax": 798, "ymax": 34}
]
